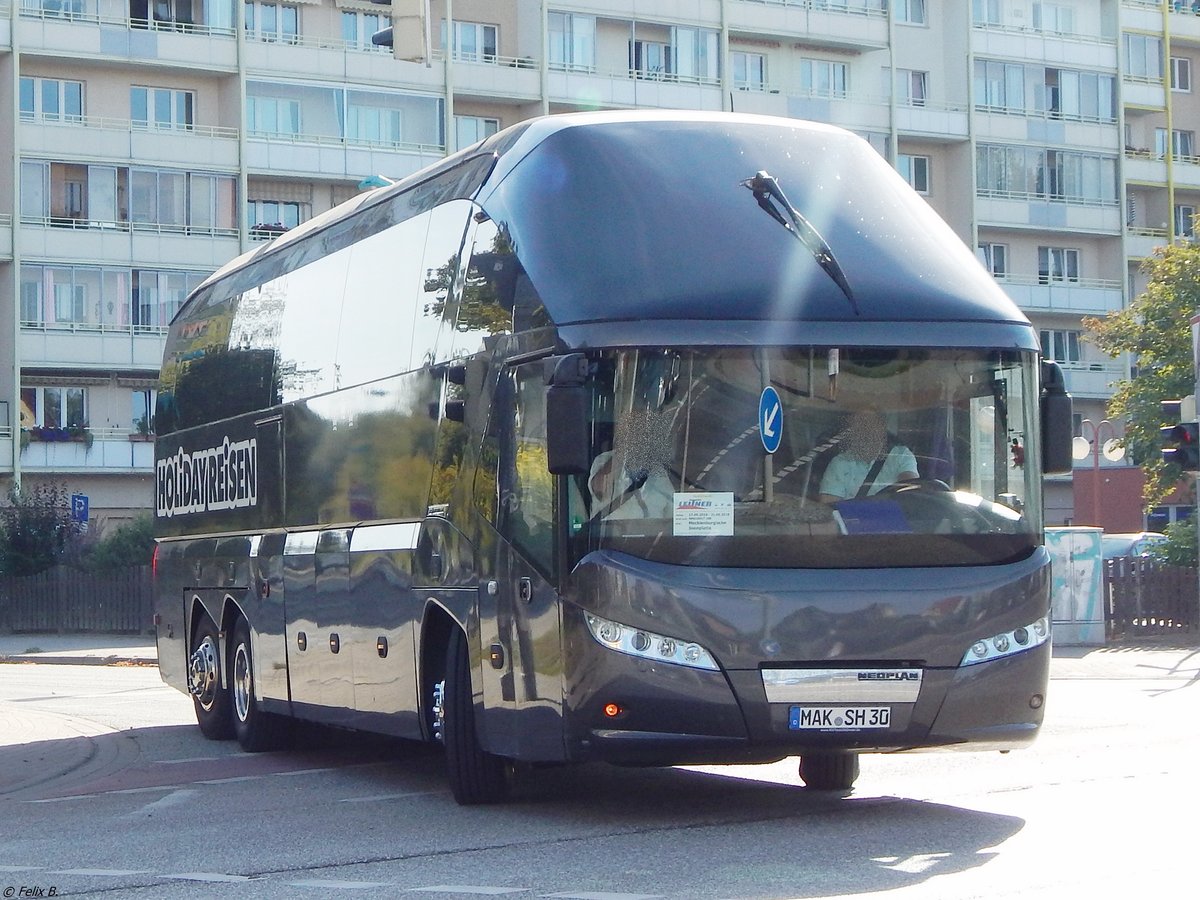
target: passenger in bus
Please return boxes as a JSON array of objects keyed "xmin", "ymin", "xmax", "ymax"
[
  {"xmin": 818, "ymin": 410, "xmax": 918, "ymax": 502},
  {"xmin": 588, "ymin": 449, "xmax": 675, "ymax": 519}
]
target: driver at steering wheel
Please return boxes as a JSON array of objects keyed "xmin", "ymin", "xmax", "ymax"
[{"xmin": 818, "ymin": 410, "xmax": 919, "ymax": 503}]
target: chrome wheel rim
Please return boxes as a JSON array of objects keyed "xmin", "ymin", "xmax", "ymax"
[
  {"xmin": 233, "ymin": 640, "xmax": 252, "ymax": 723},
  {"xmin": 188, "ymin": 635, "xmax": 220, "ymax": 711}
]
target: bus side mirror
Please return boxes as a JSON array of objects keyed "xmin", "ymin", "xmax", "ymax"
[
  {"xmin": 545, "ymin": 354, "xmax": 589, "ymax": 476},
  {"xmin": 1040, "ymin": 360, "xmax": 1073, "ymax": 475}
]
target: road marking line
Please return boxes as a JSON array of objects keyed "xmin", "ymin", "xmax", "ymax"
[
  {"xmin": 162, "ymin": 872, "xmax": 254, "ymax": 883},
  {"xmin": 0, "ymin": 866, "xmax": 44, "ymax": 872},
  {"xmin": 338, "ymin": 790, "xmax": 446, "ymax": 802},
  {"xmin": 288, "ymin": 880, "xmax": 395, "ymax": 890},
  {"xmin": 541, "ymin": 894, "xmax": 664, "ymax": 900},
  {"xmin": 55, "ymin": 869, "xmax": 151, "ymax": 876},
  {"xmin": 408, "ymin": 888, "xmax": 527, "ymax": 896}
]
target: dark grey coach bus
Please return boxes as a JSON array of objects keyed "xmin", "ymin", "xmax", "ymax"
[{"xmin": 152, "ymin": 110, "xmax": 1073, "ymax": 805}]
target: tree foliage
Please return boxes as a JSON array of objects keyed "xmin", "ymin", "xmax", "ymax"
[
  {"xmin": 0, "ymin": 483, "xmax": 83, "ymax": 576},
  {"xmin": 1084, "ymin": 240, "xmax": 1200, "ymax": 508},
  {"xmin": 1151, "ymin": 517, "xmax": 1198, "ymax": 568}
]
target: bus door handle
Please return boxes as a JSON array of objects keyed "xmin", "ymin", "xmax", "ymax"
[{"xmin": 519, "ymin": 577, "xmax": 532, "ymax": 603}]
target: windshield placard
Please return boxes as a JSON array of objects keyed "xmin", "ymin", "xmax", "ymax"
[{"xmin": 673, "ymin": 492, "xmax": 735, "ymax": 536}]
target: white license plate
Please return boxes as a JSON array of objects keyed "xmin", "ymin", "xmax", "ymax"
[{"xmin": 789, "ymin": 705, "xmax": 891, "ymax": 730}]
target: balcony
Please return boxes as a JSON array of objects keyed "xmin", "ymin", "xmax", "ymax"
[
  {"xmin": 21, "ymin": 323, "xmax": 168, "ymax": 370},
  {"xmin": 20, "ymin": 115, "xmax": 239, "ymax": 171},
  {"xmin": 548, "ymin": 64, "xmax": 723, "ymax": 112},
  {"xmin": 1059, "ymin": 360, "xmax": 1126, "ymax": 399},
  {"xmin": 974, "ymin": 110, "xmax": 1119, "ymax": 153},
  {"xmin": 0, "ymin": 213, "xmax": 12, "ymax": 263},
  {"xmin": 1166, "ymin": 2, "xmax": 1200, "ymax": 45},
  {"xmin": 1, "ymin": 0, "xmax": 11, "ymax": 48},
  {"xmin": 17, "ymin": 4, "xmax": 237, "ymax": 70},
  {"xmin": 999, "ymin": 276, "xmax": 1125, "ymax": 315},
  {"xmin": 975, "ymin": 192, "xmax": 1123, "ymax": 233},
  {"xmin": 20, "ymin": 217, "xmax": 240, "ymax": 271},
  {"xmin": 1122, "ymin": 76, "xmax": 1167, "ymax": 109},
  {"xmin": 19, "ymin": 428, "xmax": 155, "ymax": 473},
  {"xmin": 244, "ymin": 132, "xmax": 445, "ymax": 183},
  {"xmin": 243, "ymin": 33, "xmax": 441, "ymax": 89},
  {"xmin": 731, "ymin": 0, "xmax": 888, "ymax": 51},
  {"xmin": 1126, "ymin": 226, "xmax": 1170, "ymax": 259},
  {"xmin": 433, "ymin": 50, "xmax": 542, "ymax": 103},
  {"xmin": 971, "ymin": 23, "xmax": 1118, "ymax": 70}
]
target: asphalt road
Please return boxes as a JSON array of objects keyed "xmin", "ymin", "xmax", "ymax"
[{"xmin": 0, "ymin": 645, "xmax": 1196, "ymax": 899}]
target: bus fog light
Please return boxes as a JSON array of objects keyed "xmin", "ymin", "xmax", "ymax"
[
  {"xmin": 584, "ymin": 613, "xmax": 719, "ymax": 671},
  {"xmin": 960, "ymin": 616, "xmax": 1051, "ymax": 666},
  {"xmin": 603, "ymin": 702, "xmax": 623, "ymax": 718},
  {"xmin": 1029, "ymin": 694, "xmax": 1044, "ymax": 710}
]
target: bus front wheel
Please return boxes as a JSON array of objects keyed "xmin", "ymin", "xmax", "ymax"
[
  {"xmin": 799, "ymin": 751, "xmax": 860, "ymax": 791},
  {"xmin": 442, "ymin": 628, "xmax": 511, "ymax": 805},
  {"xmin": 188, "ymin": 614, "xmax": 234, "ymax": 741}
]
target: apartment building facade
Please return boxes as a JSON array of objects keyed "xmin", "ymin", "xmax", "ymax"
[{"xmin": 0, "ymin": 0, "xmax": 1195, "ymax": 531}]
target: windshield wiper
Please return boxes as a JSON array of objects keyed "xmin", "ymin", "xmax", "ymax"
[{"xmin": 742, "ymin": 170, "xmax": 859, "ymax": 315}]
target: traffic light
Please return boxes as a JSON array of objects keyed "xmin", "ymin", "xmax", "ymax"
[{"xmin": 1161, "ymin": 420, "xmax": 1200, "ymax": 470}]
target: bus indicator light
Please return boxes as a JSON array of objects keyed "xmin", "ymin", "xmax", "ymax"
[{"xmin": 604, "ymin": 703, "xmax": 623, "ymax": 718}]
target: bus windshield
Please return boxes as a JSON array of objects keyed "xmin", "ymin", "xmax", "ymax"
[{"xmin": 566, "ymin": 347, "xmax": 1042, "ymax": 569}]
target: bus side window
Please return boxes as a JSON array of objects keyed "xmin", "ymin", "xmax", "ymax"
[{"xmin": 479, "ymin": 364, "xmax": 555, "ymax": 576}]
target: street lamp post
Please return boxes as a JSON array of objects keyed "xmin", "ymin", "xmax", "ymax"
[{"xmin": 1072, "ymin": 418, "xmax": 1125, "ymax": 527}]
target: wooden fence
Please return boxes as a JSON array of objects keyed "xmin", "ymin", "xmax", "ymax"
[
  {"xmin": 0, "ymin": 565, "xmax": 153, "ymax": 634},
  {"xmin": 1104, "ymin": 557, "xmax": 1199, "ymax": 637}
]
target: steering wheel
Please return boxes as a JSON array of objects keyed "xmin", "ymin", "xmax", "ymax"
[{"xmin": 876, "ymin": 478, "xmax": 952, "ymax": 495}]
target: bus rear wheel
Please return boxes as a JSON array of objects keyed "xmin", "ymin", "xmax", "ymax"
[
  {"xmin": 188, "ymin": 614, "xmax": 234, "ymax": 741},
  {"xmin": 442, "ymin": 628, "xmax": 511, "ymax": 805},
  {"xmin": 230, "ymin": 617, "xmax": 285, "ymax": 752},
  {"xmin": 799, "ymin": 751, "xmax": 860, "ymax": 791}
]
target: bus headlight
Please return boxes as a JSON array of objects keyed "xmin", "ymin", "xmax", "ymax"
[
  {"xmin": 960, "ymin": 616, "xmax": 1050, "ymax": 666},
  {"xmin": 585, "ymin": 613, "xmax": 719, "ymax": 671}
]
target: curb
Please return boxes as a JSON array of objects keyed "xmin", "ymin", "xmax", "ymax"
[{"xmin": 0, "ymin": 655, "xmax": 158, "ymax": 667}]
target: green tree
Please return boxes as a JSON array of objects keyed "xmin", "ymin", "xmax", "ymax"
[
  {"xmin": 84, "ymin": 516, "xmax": 155, "ymax": 572},
  {"xmin": 1151, "ymin": 517, "xmax": 1198, "ymax": 568},
  {"xmin": 0, "ymin": 483, "xmax": 82, "ymax": 576},
  {"xmin": 1084, "ymin": 240, "xmax": 1200, "ymax": 508}
]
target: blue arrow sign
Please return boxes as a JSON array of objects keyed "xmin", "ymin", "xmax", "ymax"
[{"xmin": 759, "ymin": 386, "xmax": 783, "ymax": 454}]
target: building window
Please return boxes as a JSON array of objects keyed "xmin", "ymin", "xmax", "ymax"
[
  {"xmin": 732, "ymin": 51, "xmax": 767, "ymax": 91},
  {"xmin": 441, "ymin": 20, "xmax": 498, "ymax": 62},
  {"xmin": 671, "ymin": 26, "xmax": 718, "ymax": 83},
  {"xmin": 27, "ymin": 0, "xmax": 85, "ymax": 16},
  {"xmin": 1125, "ymin": 34, "xmax": 1164, "ymax": 80},
  {"xmin": 972, "ymin": 0, "xmax": 1001, "ymax": 26},
  {"xmin": 1156, "ymin": 128, "xmax": 1195, "ymax": 159},
  {"xmin": 21, "ymin": 386, "xmax": 88, "ymax": 430},
  {"xmin": 548, "ymin": 12, "xmax": 595, "ymax": 72},
  {"xmin": 130, "ymin": 0, "xmax": 195, "ymax": 30},
  {"xmin": 630, "ymin": 40, "xmax": 670, "ymax": 79},
  {"xmin": 800, "ymin": 59, "xmax": 848, "ymax": 98},
  {"xmin": 897, "ymin": 69, "xmax": 928, "ymax": 106},
  {"xmin": 454, "ymin": 115, "xmax": 499, "ymax": 151},
  {"xmin": 1032, "ymin": 2, "xmax": 1074, "ymax": 35},
  {"xmin": 347, "ymin": 105, "xmax": 402, "ymax": 145},
  {"xmin": 248, "ymin": 199, "xmax": 303, "ymax": 238},
  {"xmin": 244, "ymin": 1, "xmax": 299, "ymax": 43},
  {"xmin": 132, "ymin": 389, "xmax": 157, "ymax": 434},
  {"xmin": 1171, "ymin": 56, "xmax": 1192, "ymax": 92},
  {"xmin": 343, "ymin": 11, "xmax": 388, "ymax": 51},
  {"xmin": 979, "ymin": 243, "xmax": 1008, "ymax": 278},
  {"xmin": 1175, "ymin": 204, "xmax": 1197, "ymax": 238},
  {"xmin": 1038, "ymin": 246, "xmax": 1081, "ymax": 283},
  {"xmin": 897, "ymin": 154, "xmax": 930, "ymax": 193},
  {"xmin": 247, "ymin": 95, "xmax": 301, "ymax": 136},
  {"xmin": 896, "ymin": 0, "xmax": 926, "ymax": 25},
  {"xmin": 1039, "ymin": 329, "xmax": 1082, "ymax": 364},
  {"xmin": 19, "ymin": 77, "xmax": 84, "ymax": 122},
  {"xmin": 131, "ymin": 87, "xmax": 194, "ymax": 130}
]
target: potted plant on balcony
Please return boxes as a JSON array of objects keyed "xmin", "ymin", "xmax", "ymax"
[
  {"xmin": 129, "ymin": 416, "xmax": 154, "ymax": 442},
  {"xmin": 67, "ymin": 425, "xmax": 94, "ymax": 450}
]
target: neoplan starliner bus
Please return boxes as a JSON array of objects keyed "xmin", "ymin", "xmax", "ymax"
[{"xmin": 152, "ymin": 111, "xmax": 1073, "ymax": 805}]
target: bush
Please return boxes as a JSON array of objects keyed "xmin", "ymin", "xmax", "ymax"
[
  {"xmin": 0, "ymin": 483, "xmax": 82, "ymax": 576},
  {"xmin": 84, "ymin": 516, "xmax": 155, "ymax": 573},
  {"xmin": 1151, "ymin": 518, "xmax": 1198, "ymax": 569}
]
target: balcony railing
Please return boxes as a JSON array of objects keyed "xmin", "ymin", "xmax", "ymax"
[
  {"xmin": 976, "ymin": 188, "xmax": 1121, "ymax": 208},
  {"xmin": 997, "ymin": 274, "xmax": 1123, "ymax": 292},
  {"xmin": 20, "ymin": 111, "xmax": 239, "ymax": 141},
  {"xmin": 246, "ymin": 129, "xmax": 444, "ymax": 156},
  {"xmin": 21, "ymin": 214, "xmax": 239, "ymax": 239},
  {"xmin": 22, "ymin": 320, "xmax": 170, "ymax": 336},
  {"xmin": 970, "ymin": 19, "xmax": 1116, "ymax": 45},
  {"xmin": 736, "ymin": 0, "xmax": 887, "ymax": 18},
  {"xmin": 975, "ymin": 103, "xmax": 1118, "ymax": 127},
  {"xmin": 19, "ymin": 1, "xmax": 236, "ymax": 37}
]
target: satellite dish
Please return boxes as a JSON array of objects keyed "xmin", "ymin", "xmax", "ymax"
[{"xmin": 1102, "ymin": 438, "xmax": 1125, "ymax": 462}]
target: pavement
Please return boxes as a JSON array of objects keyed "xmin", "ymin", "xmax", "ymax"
[{"xmin": 0, "ymin": 632, "xmax": 158, "ymax": 666}]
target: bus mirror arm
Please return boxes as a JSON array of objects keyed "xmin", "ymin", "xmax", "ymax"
[
  {"xmin": 545, "ymin": 354, "xmax": 590, "ymax": 476},
  {"xmin": 1040, "ymin": 360, "xmax": 1073, "ymax": 475}
]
